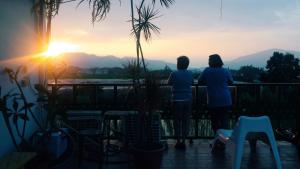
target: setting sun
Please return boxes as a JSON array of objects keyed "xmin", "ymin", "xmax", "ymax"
[{"xmin": 43, "ymin": 42, "xmax": 77, "ymax": 57}]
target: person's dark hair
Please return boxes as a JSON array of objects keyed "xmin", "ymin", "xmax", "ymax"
[
  {"xmin": 177, "ymin": 56, "xmax": 189, "ymax": 70},
  {"xmin": 209, "ymin": 54, "xmax": 224, "ymax": 68}
]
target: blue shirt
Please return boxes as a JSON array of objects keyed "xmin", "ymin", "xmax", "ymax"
[
  {"xmin": 198, "ymin": 67, "xmax": 233, "ymax": 107},
  {"xmin": 168, "ymin": 70, "xmax": 194, "ymax": 101}
]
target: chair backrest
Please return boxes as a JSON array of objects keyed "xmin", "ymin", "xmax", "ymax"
[{"xmin": 231, "ymin": 115, "xmax": 272, "ymax": 141}]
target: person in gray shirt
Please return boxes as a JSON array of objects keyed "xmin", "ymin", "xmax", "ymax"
[{"xmin": 168, "ymin": 56, "xmax": 194, "ymax": 149}]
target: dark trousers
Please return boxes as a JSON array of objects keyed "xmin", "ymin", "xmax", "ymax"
[
  {"xmin": 209, "ymin": 106, "xmax": 230, "ymax": 134},
  {"xmin": 173, "ymin": 101, "xmax": 192, "ymax": 141}
]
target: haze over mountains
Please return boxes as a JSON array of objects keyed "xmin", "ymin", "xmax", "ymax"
[{"xmin": 61, "ymin": 49, "xmax": 300, "ymax": 70}]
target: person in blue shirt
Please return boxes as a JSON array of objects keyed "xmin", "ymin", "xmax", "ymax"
[
  {"xmin": 198, "ymin": 54, "xmax": 233, "ymax": 151},
  {"xmin": 168, "ymin": 56, "xmax": 194, "ymax": 149}
]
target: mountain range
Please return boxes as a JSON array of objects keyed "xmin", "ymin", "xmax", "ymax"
[
  {"xmin": 60, "ymin": 49, "xmax": 300, "ymax": 70},
  {"xmin": 225, "ymin": 48, "xmax": 300, "ymax": 69},
  {"xmin": 60, "ymin": 52, "xmax": 177, "ymax": 70}
]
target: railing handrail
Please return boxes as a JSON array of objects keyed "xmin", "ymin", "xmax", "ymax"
[
  {"xmin": 48, "ymin": 82, "xmax": 300, "ymax": 87},
  {"xmin": 45, "ymin": 82, "xmax": 300, "ymax": 138}
]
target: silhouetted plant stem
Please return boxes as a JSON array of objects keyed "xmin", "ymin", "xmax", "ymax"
[
  {"xmin": 130, "ymin": 0, "xmax": 140, "ymax": 81},
  {"xmin": 1, "ymin": 110, "xmax": 19, "ymax": 151},
  {"xmin": 137, "ymin": 0, "xmax": 147, "ymax": 73},
  {"xmin": 12, "ymin": 75, "xmax": 44, "ymax": 137},
  {"xmin": 138, "ymin": 42, "xmax": 147, "ymax": 73}
]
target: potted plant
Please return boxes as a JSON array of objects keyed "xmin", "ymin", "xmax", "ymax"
[
  {"xmin": 1, "ymin": 66, "xmax": 44, "ymax": 151},
  {"xmin": 32, "ymin": 60, "xmax": 72, "ymax": 166},
  {"xmin": 130, "ymin": 72, "xmax": 165, "ymax": 169},
  {"xmin": 127, "ymin": 1, "xmax": 174, "ymax": 168}
]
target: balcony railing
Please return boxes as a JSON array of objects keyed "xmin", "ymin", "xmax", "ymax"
[{"xmin": 48, "ymin": 83, "xmax": 300, "ymax": 138}]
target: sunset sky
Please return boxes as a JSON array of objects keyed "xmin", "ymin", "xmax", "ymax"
[{"xmin": 52, "ymin": 0, "xmax": 300, "ymax": 66}]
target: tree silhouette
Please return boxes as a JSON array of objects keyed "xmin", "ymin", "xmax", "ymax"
[
  {"xmin": 234, "ymin": 65, "xmax": 264, "ymax": 83},
  {"xmin": 89, "ymin": 67, "xmax": 98, "ymax": 76},
  {"xmin": 260, "ymin": 52, "xmax": 300, "ymax": 83}
]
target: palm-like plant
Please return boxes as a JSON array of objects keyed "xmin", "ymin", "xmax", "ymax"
[
  {"xmin": 131, "ymin": 4, "xmax": 161, "ymax": 73},
  {"xmin": 33, "ymin": 0, "xmax": 174, "ymax": 74},
  {"xmin": 133, "ymin": 6, "xmax": 160, "ymax": 41},
  {"xmin": 77, "ymin": 0, "xmax": 111, "ymax": 22},
  {"xmin": 129, "ymin": 0, "xmax": 174, "ymax": 78},
  {"xmin": 35, "ymin": 60, "xmax": 67, "ymax": 130}
]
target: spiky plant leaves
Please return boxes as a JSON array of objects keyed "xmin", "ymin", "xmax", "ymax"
[
  {"xmin": 15, "ymin": 65, "xmax": 27, "ymax": 78},
  {"xmin": 132, "ymin": 5, "xmax": 161, "ymax": 41},
  {"xmin": 32, "ymin": 0, "xmax": 61, "ymax": 17},
  {"xmin": 123, "ymin": 59, "xmax": 142, "ymax": 80},
  {"xmin": 34, "ymin": 84, "xmax": 50, "ymax": 95},
  {"xmin": 3, "ymin": 67, "xmax": 15, "ymax": 83},
  {"xmin": 152, "ymin": 0, "xmax": 174, "ymax": 8},
  {"xmin": 3, "ymin": 67, "xmax": 13, "ymax": 74},
  {"xmin": 78, "ymin": 0, "xmax": 111, "ymax": 23}
]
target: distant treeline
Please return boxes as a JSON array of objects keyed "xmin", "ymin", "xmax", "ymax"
[{"xmin": 58, "ymin": 52, "xmax": 300, "ymax": 83}]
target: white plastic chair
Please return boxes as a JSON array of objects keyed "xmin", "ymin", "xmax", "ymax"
[{"xmin": 215, "ymin": 116, "xmax": 282, "ymax": 169}]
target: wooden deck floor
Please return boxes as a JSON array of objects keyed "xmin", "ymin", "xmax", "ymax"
[{"xmin": 58, "ymin": 140, "xmax": 300, "ymax": 169}]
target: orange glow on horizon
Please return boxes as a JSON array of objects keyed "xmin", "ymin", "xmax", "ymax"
[{"xmin": 42, "ymin": 42, "xmax": 78, "ymax": 58}]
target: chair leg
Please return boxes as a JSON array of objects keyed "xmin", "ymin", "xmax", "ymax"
[
  {"xmin": 266, "ymin": 132, "xmax": 282, "ymax": 169},
  {"xmin": 232, "ymin": 137, "xmax": 245, "ymax": 169}
]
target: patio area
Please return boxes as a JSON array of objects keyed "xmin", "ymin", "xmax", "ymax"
[{"xmin": 56, "ymin": 139, "xmax": 300, "ymax": 169}]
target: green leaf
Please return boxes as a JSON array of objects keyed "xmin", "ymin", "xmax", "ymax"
[
  {"xmin": 13, "ymin": 98, "xmax": 18, "ymax": 112},
  {"xmin": 3, "ymin": 67, "xmax": 13, "ymax": 74},
  {"xmin": 34, "ymin": 84, "xmax": 49, "ymax": 95},
  {"xmin": 13, "ymin": 115, "xmax": 18, "ymax": 125},
  {"xmin": 18, "ymin": 114, "xmax": 29, "ymax": 121},
  {"xmin": 7, "ymin": 113, "xmax": 14, "ymax": 118},
  {"xmin": 19, "ymin": 103, "xmax": 35, "ymax": 112}
]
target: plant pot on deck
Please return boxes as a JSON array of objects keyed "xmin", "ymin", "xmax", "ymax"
[
  {"xmin": 131, "ymin": 143, "xmax": 164, "ymax": 169},
  {"xmin": 31, "ymin": 128, "xmax": 72, "ymax": 168}
]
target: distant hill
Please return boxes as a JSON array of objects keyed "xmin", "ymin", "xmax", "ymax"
[
  {"xmin": 226, "ymin": 49, "xmax": 300, "ymax": 70},
  {"xmin": 59, "ymin": 49, "xmax": 300, "ymax": 71},
  {"xmin": 60, "ymin": 52, "xmax": 177, "ymax": 70}
]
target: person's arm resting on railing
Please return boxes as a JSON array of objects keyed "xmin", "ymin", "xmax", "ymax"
[
  {"xmin": 227, "ymin": 69, "xmax": 234, "ymax": 85},
  {"xmin": 198, "ymin": 69, "xmax": 207, "ymax": 85}
]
